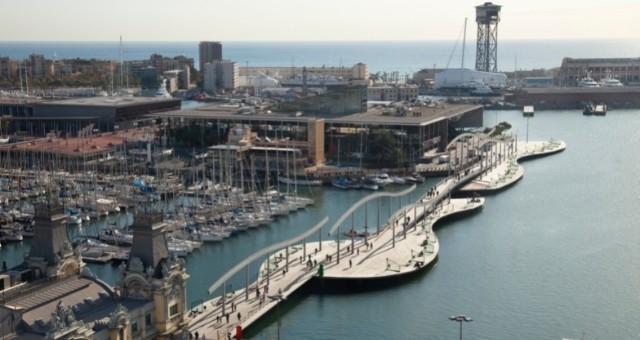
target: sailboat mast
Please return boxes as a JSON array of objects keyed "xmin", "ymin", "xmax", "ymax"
[
  {"xmin": 24, "ymin": 61, "xmax": 29, "ymax": 96},
  {"xmin": 461, "ymin": 17, "xmax": 467, "ymax": 70},
  {"xmin": 120, "ymin": 35, "xmax": 124, "ymax": 91},
  {"xmin": 18, "ymin": 61, "xmax": 23, "ymax": 94}
]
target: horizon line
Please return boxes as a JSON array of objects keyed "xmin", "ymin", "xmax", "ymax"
[{"xmin": 1, "ymin": 37, "xmax": 639, "ymax": 43}]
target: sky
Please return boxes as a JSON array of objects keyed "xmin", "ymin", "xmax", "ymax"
[{"xmin": 2, "ymin": 0, "xmax": 640, "ymax": 41}]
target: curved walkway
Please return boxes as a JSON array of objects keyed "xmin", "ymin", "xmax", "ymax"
[
  {"xmin": 188, "ymin": 138, "xmax": 567, "ymax": 339},
  {"xmin": 460, "ymin": 139, "xmax": 566, "ymax": 192}
]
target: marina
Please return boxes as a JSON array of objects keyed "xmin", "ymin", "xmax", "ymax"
[
  {"xmin": 1, "ymin": 108, "xmax": 639, "ymax": 339},
  {"xmin": 1, "ymin": 30, "xmax": 640, "ymax": 338}
]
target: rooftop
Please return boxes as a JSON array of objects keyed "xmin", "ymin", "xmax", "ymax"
[
  {"xmin": 0, "ymin": 127, "xmax": 155, "ymax": 157},
  {"xmin": 35, "ymin": 96, "xmax": 180, "ymax": 108},
  {"xmin": 150, "ymin": 102, "xmax": 482, "ymax": 127}
]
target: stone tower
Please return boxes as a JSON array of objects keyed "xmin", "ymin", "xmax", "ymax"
[
  {"xmin": 25, "ymin": 201, "xmax": 82, "ymax": 279},
  {"xmin": 118, "ymin": 211, "xmax": 189, "ymax": 338}
]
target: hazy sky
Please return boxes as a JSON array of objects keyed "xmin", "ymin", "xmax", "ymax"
[{"xmin": 2, "ymin": 0, "xmax": 639, "ymax": 41}]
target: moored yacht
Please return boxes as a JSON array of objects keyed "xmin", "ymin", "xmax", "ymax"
[
  {"xmin": 599, "ymin": 70, "xmax": 623, "ymax": 87},
  {"xmin": 577, "ymin": 70, "xmax": 600, "ymax": 88}
]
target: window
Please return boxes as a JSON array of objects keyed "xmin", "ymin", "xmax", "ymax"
[
  {"xmin": 170, "ymin": 304, "xmax": 178, "ymax": 316},
  {"xmin": 145, "ymin": 313, "xmax": 152, "ymax": 326},
  {"xmin": 132, "ymin": 322, "xmax": 138, "ymax": 333}
]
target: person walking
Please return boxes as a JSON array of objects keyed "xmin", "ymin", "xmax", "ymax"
[
  {"xmin": 349, "ymin": 259, "xmax": 352, "ymax": 267},
  {"xmin": 237, "ymin": 312, "xmax": 241, "ymax": 322}
]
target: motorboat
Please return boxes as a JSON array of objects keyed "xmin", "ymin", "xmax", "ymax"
[
  {"xmin": 331, "ymin": 177, "xmax": 352, "ymax": 190},
  {"xmin": 0, "ymin": 228, "xmax": 23, "ymax": 242},
  {"xmin": 65, "ymin": 215, "xmax": 83, "ymax": 225},
  {"xmin": 374, "ymin": 173, "xmax": 394, "ymax": 186},
  {"xmin": 99, "ymin": 228, "xmax": 133, "ymax": 246},
  {"xmin": 278, "ymin": 175, "xmax": 323, "ymax": 186},
  {"xmin": 155, "ymin": 78, "xmax": 172, "ymax": 98},
  {"xmin": 583, "ymin": 104, "xmax": 606, "ymax": 116},
  {"xmin": 360, "ymin": 177, "xmax": 379, "ymax": 191},
  {"xmin": 578, "ymin": 76, "xmax": 600, "ymax": 88},
  {"xmin": 599, "ymin": 70, "xmax": 623, "ymax": 87},
  {"xmin": 391, "ymin": 176, "xmax": 406, "ymax": 185},
  {"xmin": 403, "ymin": 173, "xmax": 425, "ymax": 183}
]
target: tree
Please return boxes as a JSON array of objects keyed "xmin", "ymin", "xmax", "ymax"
[{"xmin": 483, "ymin": 121, "xmax": 512, "ymax": 136}]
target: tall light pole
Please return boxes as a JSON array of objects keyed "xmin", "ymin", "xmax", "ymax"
[
  {"xmin": 449, "ymin": 315, "xmax": 473, "ymax": 340},
  {"xmin": 268, "ymin": 294, "xmax": 286, "ymax": 340}
]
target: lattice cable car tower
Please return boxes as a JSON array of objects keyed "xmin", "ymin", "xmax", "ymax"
[{"xmin": 475, "ymin": 2, "xmax": 501, "ymax": 73}]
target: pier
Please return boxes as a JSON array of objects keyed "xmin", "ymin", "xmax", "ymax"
[{"xmin": 187, "ymin": 137, "xmax": 566, "ymax": 338}]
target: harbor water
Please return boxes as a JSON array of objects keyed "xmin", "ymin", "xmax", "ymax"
[{"xmin": 2, "ymin": 108, "xmax": 640, "ymax": 339}]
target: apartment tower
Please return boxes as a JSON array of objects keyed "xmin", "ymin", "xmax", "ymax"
[{"xmin": 198, "ymin": 41, "xmax": 222, "ymax": 71}]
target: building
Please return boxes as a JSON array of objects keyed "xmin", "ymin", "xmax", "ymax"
[
  {"xmin": 239, "ymin": 64, "xmax": 369, "ymax": 82},
  {"xmin": 150, "ymin": 54, "xmax": 194, "ymax": 75},
  {"xmin": 203, "ymin": 63, "xmax": 217, "ymax": 93},
  {"xmin": 0, "ymin": 203, "xmax": 190, "ymax": 339},
  {"xmin": 218, "ymin": 61, "xmax": 238, "ymax": 92},
  {"xmin": 203, "ymin": 60, "xmax": 238, "ymax": 93},
  {"xmin": 434, "ymin": 68, "xmax": 507, "ymax": 93},
  {"xmin": 29, "ymin": 54, "xmax": 47, "ymax": 77},
  {"xmin": 368, "ymin": 84, "xmax": 419, "ymax": 101},
  {"xmin": 180, "ymin": 65, "xmax": 191, "ymax": 90},
  {"xmin": 199, "ymin": 41, "xmax": 222, "ymax": 72},
  {"xmin": 524, "ymin": 77, "xmax": 554, "ymax": 88},
  {"xmin": 150, "ymin": 95, "xmax": 483, "ymax": 168},
  {"xmin": 0, "ymin": 57, "xmax": 18, "ymax": 78},
  {"xmin": 0, "ymin": 96, "xmax": 180, "ymax": 135},
  {"xmin": 141, "ymin": 67, "xmax": 159, "ymax": 91},
  {"xmin": 558, "ymin": 57, "xmax": 640, "ymax": 86}
]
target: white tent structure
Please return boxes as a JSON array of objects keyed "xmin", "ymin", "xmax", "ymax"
[{"xmin": 434, "ymin": 68, "xmax": 506, "ymax": 92}]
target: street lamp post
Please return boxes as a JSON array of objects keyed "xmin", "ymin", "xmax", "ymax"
[
  {"xmin": 268, "ymin": 294, "xmax": 286, "ymax": 340},
  {"xmin": 449, "ymin": 315, "xmax": 473, "ymax": 340},
  {"xmin": 526, "ymin": 115, "xmax": 530, "ymax": 143}
]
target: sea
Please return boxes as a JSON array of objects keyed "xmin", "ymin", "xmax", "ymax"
[
  {"xmin": 2, "ymin": 39, "xmax": 640, "ymax": 75},
  {"xmin": 1, "ymin": 41, "xmax": 640, "ymax": 339}
]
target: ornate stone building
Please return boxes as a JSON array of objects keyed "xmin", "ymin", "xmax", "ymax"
[{"xmin": 0, "ymin": 203, "xmax": 190, "ymax": 339}]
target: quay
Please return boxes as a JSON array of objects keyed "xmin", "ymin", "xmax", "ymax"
[
  {"xmin": 506, "ymin": 86, "xmax": 640, "ymax": 110},
  {"xmin": 187, "ymin": 137, "xmax": 566, "ymax": 338}
]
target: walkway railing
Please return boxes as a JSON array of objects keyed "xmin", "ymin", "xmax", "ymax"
[{"xmin": 207, "ymin": 217, "xmax": 329, "ymax": 295}]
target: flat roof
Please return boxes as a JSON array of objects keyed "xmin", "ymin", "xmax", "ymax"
[
  {"xmin": 36, "ymin": 96, "xmax": 180, "ymax": 108},
  {"xmin": 0, "ymin": 127, "xmax": 154, "ymax": 156},
  {"xmin": 151, "ymin": 103, "xmax": 482, "ymax": 127}
]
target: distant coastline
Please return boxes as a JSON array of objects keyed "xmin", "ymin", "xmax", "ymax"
[{"xmin": 1, "ymin": 39, "xmax": 639, "ymax": 74}]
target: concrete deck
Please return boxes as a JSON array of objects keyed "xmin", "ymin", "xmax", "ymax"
[
  {"xmin": 189, "ymin": 197, "xmax": 483, "ymax": 339},
  {"xmin": 460, "ymin": 139, "xmax": 566, "ymax": 192}
]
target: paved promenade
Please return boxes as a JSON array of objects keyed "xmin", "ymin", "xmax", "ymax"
[
  {"xmin": 188, "ymin": 138, "xmax": 566, "ymax": 339},
  {"xmin": 188, "ymin": 196, "xmax": 483, "ymax": 338},
  {"xmin": 460, "ymin": 139, "xmax": 566, "ymax": 192}
]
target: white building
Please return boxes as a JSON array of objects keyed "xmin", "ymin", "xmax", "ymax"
[
  {"xmin": 204, "ymin": 60, "xmax": 239, "ymax": 93},
  {"xmin": 434, "ymin": 68, "xmax": 507, "ymax": 90},
  {"xmin": 239, "ymin": 63, "xmax": 369, "ymax": 82}
]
